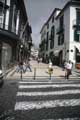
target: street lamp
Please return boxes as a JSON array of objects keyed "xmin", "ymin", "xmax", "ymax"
[
  {"xmin": 19, "ymin": 44, "xmax": 24, "ymax": 80},
  {"xmin": 20, "ymin": 45, "xmax": 23, "ymax": 49},
  {"xmin": 20, "ymin": 44, "xmax": 24, "ymax": 62}
]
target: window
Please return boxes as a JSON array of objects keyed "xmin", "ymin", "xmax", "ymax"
[
  {"xmin": 59, "ymin": 15, "xmax": 64, "ymax": 31},
  {"xmin": 0, "ymin": 7, "xmax": 4, "ymax": 28},
  {"xmin": 0, "ymin": 16, "xmax": 3, "ymax": 23},
  {"xmin": 58, "ymin": 36, "xmax": 60, "ymax": 45},
  {"xmin": 12, "ymin": 5, "xmax": 17, "ymax": 33},
  {"xmin": 74, "ymin": 29, "xmax": 80, "ymax": 42},
  {"xmin": 49, "ymin": 52, "xmax": 53, "ymax": 62},
  {"xmin": 58, "ymin": 33, "xmax": 64, "ymax": 45},
  {"xmin": 52, "ymin": 16, "xmax": 54, "ymax": 23},
  {"xmin": 76, "ymin": 9, "xmax": 80, "ymax": 25},
  {"xmin": 74, "ymin": 9, "xmax": 80, "ymax": 42},
  {"xmin": 61, "ymin": 33, "xmax": 64, "ymax": 44},
  {"xmin": 47, "ymin": 23, "xmax": 49, "ymax": 29},
  {"xmin": 50, "ymin": 26, "xmax": 55, "ymax": 49},
  {"xmin": 46, "ymin": 32, "xmax": 49, "ymax": 50}
]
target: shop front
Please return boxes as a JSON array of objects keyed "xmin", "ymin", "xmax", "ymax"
[{"xmin": 75, "ymin": 47, "xmax": 80, "ymax": 69}]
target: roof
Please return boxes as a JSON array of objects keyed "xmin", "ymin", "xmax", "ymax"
[
  {"xmin": 40, "ymin": 8, "xmax": 61, "ymax": 33},
  {"xmin": 56, "ymin": 1, "xmax": 80, "ymax": 19},
  {"xmin": 40, "ymin": 22, "xmax": 46, "ymax": 34},
  {"xmin": 46, "ymin": 8, "xmax": 61, "ymax": 24}
]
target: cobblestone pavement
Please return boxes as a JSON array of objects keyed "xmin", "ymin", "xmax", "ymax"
[{"xmin": 0, "ymin": 79, "xmax": 80, "ymax": 119}]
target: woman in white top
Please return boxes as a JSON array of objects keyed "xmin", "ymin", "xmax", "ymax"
[{"xmin": 65, "ymin": 61, "xmax": 72, "ymax": 79}]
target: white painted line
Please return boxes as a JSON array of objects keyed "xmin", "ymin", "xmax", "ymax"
[
  {"xmin": 19, "ymin": 81, "xmax": 73, "ymax": 84},
  {"xmin": 19, "ymin": 84, "xmax": 80, "ymax": 89},
  {"xmin": 19, "ymin": 81, "xmax": 51, "ymax": 84},
  {"xmin": 14, "ymin": 99, "xmax": 80, "ymax": 110},
  {"xmin": 17, "ymin": 89, "xmax": 80, "ymax": 96},
  {"xmin": 42, "ymin": 118, "xmax": 78, "ymax": 120}
]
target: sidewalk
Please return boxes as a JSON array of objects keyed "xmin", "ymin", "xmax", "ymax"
[
  {"xmin": 5, "ymin": 60, "xmax": 80, "ymax": 80},
  {"xmin": 3, "ymin": 66, "xmax": 15, "ymax": 78}
]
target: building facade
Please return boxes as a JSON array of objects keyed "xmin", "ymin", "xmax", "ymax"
[
  {"xmin": 0, "ymin": 0, "xmax": 32, "ymax": 71},
  {"xmin": 40, "ymin": 0, "xmax": 80, "ymax": 68},
  {"xmin": 31, "ymin": 46, "xmax": 39, "ymax": 59}
]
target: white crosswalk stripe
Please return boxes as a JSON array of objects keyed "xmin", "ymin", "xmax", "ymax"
[
  {"xmin": 19, "ymin": 84, "xmax": 80, "ymax": 89},
  {"xmin": 15, "ymin": 99, "xmax": 80, "ymax": 110},
  {"xmin": 14, "ymin": 81, "xmax": 80, "ymax": 119},
  {"xmin": 19, "ymin": 81, "xmax": 74, "ymax": 84},
  {"xmin": 42, "ymin": 118, "xmax": 78, "ymax": 120},
  {"xmin": 17, "ymin": 89, "xmax": 80, "ymax": 96}
]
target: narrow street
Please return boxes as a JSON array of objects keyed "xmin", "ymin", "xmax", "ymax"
[
  {"xmin": 0, "ymin": 79, "xmax": 80, "ymax": 120},
  {"xmin": 1, "ymin": 0, "xmax": 80, "ymax": 120}
]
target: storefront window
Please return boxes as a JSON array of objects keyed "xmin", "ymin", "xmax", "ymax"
[
  {"xmin": 74, "ymin": 9, "xmax": 80, "ymax": 42},
  {"xmin": 76, "ymin": 48, "xmax": 80, "ymax": 63},
  {"xmin": 74, "ymin": 30, "xmax": 80, "ymax": 42},
  {"xmin": 0, "ymin": 7, "xmax": 4, "ymax": 28}
]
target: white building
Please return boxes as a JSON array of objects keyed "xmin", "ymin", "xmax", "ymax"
[
  {"xmin": 40, "ymin": 0, "xmax": 80, "ymax": 68},
  {"xmin": 31, "ymin": 46, "xmax": 39, "ymax": 59}
]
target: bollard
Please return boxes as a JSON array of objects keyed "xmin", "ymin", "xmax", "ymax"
[
  {"xmin": 49, "ymin": 73, "xmax": 51, "ymax": 80},
  {"xmin": 34, "ymin": 68, "xmax": 36, "ymax": 80},
  {"xmin": 21, "ymin": 70, "xmax": 22, "ymax": 80},
  {"xmin": 20, "ymin": 66, "xmax": 23, "ymax": 80},
  {"xmin": 48, "ymin": 68, "xmax": 53, "ymax": 80}
]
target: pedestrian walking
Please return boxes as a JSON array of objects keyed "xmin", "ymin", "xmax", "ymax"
[
  {"xmin": 23, "ymin": 61, "xmax": 27, "ymax": 73},
  {"xmin": 16, "ymin": 62, "xmax": 20, "ymax": 73},
  {"xmin": 37, "ymin": 57, "xmax": 40, "ymax": 64},
  {"xmin": 65, "ymin": 60, "xmax": 73, "ymax": 79},
  {"xmin": 19, "ymin": 61, "xmax": 24, "ymax": 73},
  {"xmin": 48, "ymin": 60, "xmax": 53, "ymax": 80},
  {"xmin": 62, "ymin": 59, "xmax": 66, "ymax": 71},
  {"xmin": 26, "ymin": 60, "xmax": 32, "ymax": 72},
  {"xmin": 16, "ymin": 61, "xmax": 23, "ymax": 73}
]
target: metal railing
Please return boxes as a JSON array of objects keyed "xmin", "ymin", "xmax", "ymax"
[{"xmin": 73, "ymin": 19, "xmax": 80, "ymax": 26}]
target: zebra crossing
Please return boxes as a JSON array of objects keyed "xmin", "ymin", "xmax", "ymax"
[{"xmin": 14, "ymin": 81, "xmax": 80, "ymax": 119}]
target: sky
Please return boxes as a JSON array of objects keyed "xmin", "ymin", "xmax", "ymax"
[{"xmin": 24, "ymin": 0, "xmax": 69, "ymax": 48}]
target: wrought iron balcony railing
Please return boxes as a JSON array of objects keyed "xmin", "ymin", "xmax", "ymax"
[
  {"xmin": 0, "ymin": 22, "xmax": 32, "ymax": 42},
  {"xmin": 73, "ymin": 19, "xmax": 80, "ymax": 28}
]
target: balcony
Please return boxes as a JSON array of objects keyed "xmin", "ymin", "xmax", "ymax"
[
  {"xmin": 56, "ymin": 25, "xmax": 64, "ymax": 34},
  {"xmin": 0, "ymin": 22, "xmax": 19, "ymax": 35},
  {"xmin": 0, "ymin": 22, "xmax": 20, "ymax": 44}
]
